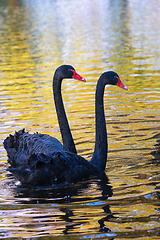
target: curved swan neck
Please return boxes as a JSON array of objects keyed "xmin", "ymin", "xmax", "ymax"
[
  {"xmin": 91, "ymin": 77, "xmax": 108, "ymax": 171},
  {"xmin": 53, "ymin": 75, "xmax": 77, "ymax": 154}
]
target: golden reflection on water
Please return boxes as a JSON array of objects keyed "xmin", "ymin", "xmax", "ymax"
[{"xmin": 0, "ymin": 0, "xmax": 160, "ymax": 239}]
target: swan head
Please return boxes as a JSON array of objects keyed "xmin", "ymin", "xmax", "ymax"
[
  {"xmin": 55, "ymin": 65, "xmax": 86, "ymax": 82},
  {"xmin": 102, "ymin": 71, "xmax": 128, "ymax": 90}
]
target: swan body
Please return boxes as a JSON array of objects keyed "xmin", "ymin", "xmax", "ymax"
[
  {"xmin": 7, "ymin": 144, "xmax": 98, "ymax": 185},
  {"xmin": 3, "ymin": 68, "xmax": 127, "ymax": 186}
]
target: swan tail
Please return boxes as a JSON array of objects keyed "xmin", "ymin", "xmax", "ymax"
[{"xmin": 3, "ymin": 129, "xmax": 26, "ymax": 166}]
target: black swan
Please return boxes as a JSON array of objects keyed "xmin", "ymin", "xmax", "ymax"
[
  {"xmin": 4, "ymin": 65, "xmax": 86, "ymax": 159},
  {"xmin": 3, "ymin": 70, "xmax": 128, "ymax": 186}
]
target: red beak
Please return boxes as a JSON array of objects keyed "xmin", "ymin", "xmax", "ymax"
[
  {"xmin": 70, "ymin": 69, "xmax": 86, "ymax": 82},
  {"xmin": 117, "ymin": 77, "xmax": 128, "ymax": 90}
]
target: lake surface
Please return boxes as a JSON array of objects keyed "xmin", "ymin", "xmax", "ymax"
[{"xmin": 0, "ymin": 0, "xmax": 160, "ymax": 239}]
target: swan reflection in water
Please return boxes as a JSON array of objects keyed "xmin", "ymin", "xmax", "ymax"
[{"xmin": 11, "ymin": 173, "xmax": 114, "ymax": 234}]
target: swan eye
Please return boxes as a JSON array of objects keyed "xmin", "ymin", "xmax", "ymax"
[
  {"xmin": 68, "ymin": 69, "xmax": 76, "ymax": 76},
  {"xmin": 68, "ymin": 69, "xmax": 75, "ymax": 73},
  {"xmin": 68, "ymin": 69, "xmax": 75, "ymax": 77}
]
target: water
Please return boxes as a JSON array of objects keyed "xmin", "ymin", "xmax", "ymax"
[{"xmin": 0, "ymin": 0, "xmax": 160, "ymax": 239}]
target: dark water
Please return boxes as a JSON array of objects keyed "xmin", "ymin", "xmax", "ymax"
[{"xmin": 0, "ymin": 0, "xmax": 160, "ymax": 239}]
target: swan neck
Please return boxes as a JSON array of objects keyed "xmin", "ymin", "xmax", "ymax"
[
  {"xmin": 53, "ymin": 75, "xmax": 77, "ymax": 154},
  {"xmin": 91, "ymin": 78, "xmax": 108, "ymax": 171}
]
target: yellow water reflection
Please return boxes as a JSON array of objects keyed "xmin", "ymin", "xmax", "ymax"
[{"xmin": 0, "ymin": 0, "xmax": 159, "ymax": 154}]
